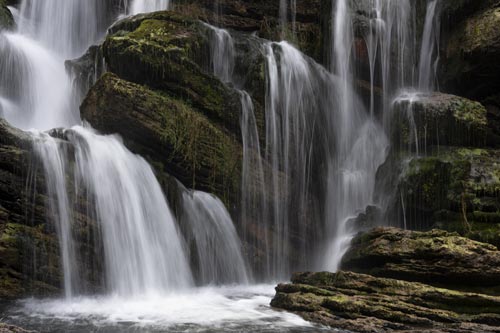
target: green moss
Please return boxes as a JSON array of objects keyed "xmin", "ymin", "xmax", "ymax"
[{"xmin": 0, "ymin": 0, "xmax": 14, "ymax": 30}]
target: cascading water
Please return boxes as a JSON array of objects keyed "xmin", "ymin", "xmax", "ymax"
[
  {"xmin": 129, "ymin": 0, "xmax": 170, "ymax": 15},
  {"xmin": 323, "ymin": 0, "xmax": 389, "ymax": 271},
  {"xmin": 0, "ymin": 33, "xmax": 74, "ymax": 130},
  {"xmin": 181, "ymin": 191, "xmax": 249, "ymax": 285},
  {"xmin": 418, "ymin": 0, "xmax": 441, "ymax": 92}
]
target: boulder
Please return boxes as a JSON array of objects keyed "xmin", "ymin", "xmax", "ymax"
[
  {"xmin": 103, "ymin": 11, "xmax": 243, "ymax": 136},
  {"xmin": 341, "ymin": 227, "xmax": 500, "ymax": 293},
  {"xmin": 81, "ymin": 72, "xmax": 242, "ymax": 208},
  {"xmin": 391, "ymin": 92, "xmax": 488, "ymax": 152},
  {"xmin": 272, "ymin": 270, "xmax": 500, "ymax": 332}
]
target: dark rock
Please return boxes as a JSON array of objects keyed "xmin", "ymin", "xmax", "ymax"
[
  {"xmin": 441, "ymin": 3, "xmax": 500, "ymax": 101},
  {"xmin": 341, "ymin": 227, "xmax": 500, "ymax": 293}
]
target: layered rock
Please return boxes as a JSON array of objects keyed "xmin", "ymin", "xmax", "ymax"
[
  {"xmin": 272, "ymin": 270, "xmax": 500, "ymax": 332},
  {"xmin": 377, "ymin": 147, "xmax": 500, "ymax": 246},
  {"xmin": 341, "ymin": 228, "xmax": 500, "ymax": 293}
]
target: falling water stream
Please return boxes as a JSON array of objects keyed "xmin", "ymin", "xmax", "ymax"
[{"xmin": 0, "ymin": 0, "xmax": 443, "ymax": 331}]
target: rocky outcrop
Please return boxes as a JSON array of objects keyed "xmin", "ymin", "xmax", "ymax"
[
  {"xmin": 81, "ymin": 72, "xmax": 242, "ymax": 206},
  {"xmin": 272, "ymin": 270, "xmax": 500, "ymax": 333},
  {"xmin": 391, "ymin": 93, "xmax": 488, "ymax": 151},
  {"xmin": 341, "ymin": 228, "xmax": 500, "ymax": 293}
]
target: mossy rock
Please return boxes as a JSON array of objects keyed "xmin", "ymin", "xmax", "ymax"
[
  {"xmin": 384, "ymin": 147, "xmax": 500, "ymax": 236},
  {"xmin": 103, "ymin": 11, "xmax": 243, "ymax": 137},
  {"xmin": 81, "ymin": 73, "xmax": 242, "ymax": 206},
  {"xmin": 341, "ymin": 227, "xmax": 500, "ymax": 293},
  {"xmin": 272, "ymin": 270, "xmax": 500, "ymax": 332},
  {"xmin": 391, "ymin": 93, "xmax": 488, "ymax": 152}
]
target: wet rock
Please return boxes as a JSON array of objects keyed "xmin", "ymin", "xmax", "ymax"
[
  {"xmin": 0, "ymin": 0, "xmax": 14, "ymax": 30},
  {"xmin": 391, "ymin": 92, "xmax": 488, "ymax": 152},
  {"xmin": 172, "ymin": 0, "xmax": 327, "ymax": 63},
  {"xmin": 341, "ymin": 227, "xmax": 500, "ymax": 293},
  {"xmin": 272, "ymin": 270, "xmax": 500, "ymax": 332},
  {"xmin": 0, "ymin": 323, "xmax": 36, "ymax": 333},
  {"xmin": 379, "ymin": 147, "xmax": 500, "ymax": 246},
  {"xmin": 81, "ymin": 72, "xmax": 242, "ymax": 207}
]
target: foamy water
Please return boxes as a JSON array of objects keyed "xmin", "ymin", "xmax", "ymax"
[{"xmin": 2, "ymin": 285, "xmax": 334, "ymax": 332}]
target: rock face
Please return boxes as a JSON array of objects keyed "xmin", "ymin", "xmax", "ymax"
[
  {"xmin": 81, "ymin": 73, "xmax": 242, "ymax": 205},
  {"xmin": 0, "ymin": 120, "xmax": 61, "ymax": 298},
  {"xmin": 442, "ymin": 2, "xmax": 500, "ymax": 101},
  {"xmin": 391, "ymin": 93, "xmax": 488, "ymax": 151},
  {"xmin": 341, "ymin": 228, "xmax": 500, "ymax": 293},
  {"xmin": 173, "ymin": 0, "xmax": 328, "ymax": 63},
  {"xmin": 273, "ymin": 270, "xmax": 500, "ymax": 332}
]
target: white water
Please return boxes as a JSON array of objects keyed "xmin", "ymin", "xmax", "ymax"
[
  {"xmin": 11, "ymin": 285, "xmax": 321, "ymax": 332},
  {"xmin": 68, "ymin": 126, "xmax": 194, "ymax": 296},
  {"xmin": 324, "ymin": 0, "xmax": 389, "ymax": 271},
  {"xmin": 130, "ymin": 0, "xmax": 170, "ymax": 15},
  {"xmin": 418, "ymin": 0, "xmax": 441, "ymax": 92},
  {"xmin": 181, "ymin": 191, "xmax": 250, "ymax": 285},
  {"xmin": 0, "ymin": 33, "xmax": 75, "ymax": 130}
]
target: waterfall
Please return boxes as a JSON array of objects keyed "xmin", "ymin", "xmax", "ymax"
[
  {"xmin": 418, "ymin": 0, "xmax": 441, "ymax": 92},
  {"xmin": 18, "ymin": 0, "xmax": 110, "ymax": 59},
  {"xmin": 280, "ymin": 0, "xmax": 297, "ymax": 38},
  {"xmin": 324, "ymin": 0, "xmax": 389, "ymax": 271},
  {"xmin": 181, "ymin": 191, "xmax": 249, "ymax": 285},
  {"xmin": 0, "ymin": 33, "xmax": 75, "ymax": 130},
  {"xmin": 129, "ymin": 0, "xmax": 170, "ymax": 15},
  {"xmin": 32, "ymin": 133, "xmax": 78, "ymax": 298},
  {"xmin": 68, "ymin": 126, "xmax": 193, "ymax": 296}
]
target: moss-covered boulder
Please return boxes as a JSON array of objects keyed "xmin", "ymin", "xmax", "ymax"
[
  {"xmin": 0, "ymin": 0, "xmax": 14, "ymax": 30},
  {"xmin": 81, "ymin": 72, "xmax": 242, "ymax": 206},
  {"xmin": 341, "ymin": 227, "xmax": 500, "ymax": 293},
  {"xmin": 103, "ymin": 11, "xmax": 244, "ymax": 136},
  {"xmin": 391, "ymin": 93, "xmax": 488, "ymax": 152},
  {"xmin": 272, "ymin": 270, "xmax": 500, "ymax": 332}
]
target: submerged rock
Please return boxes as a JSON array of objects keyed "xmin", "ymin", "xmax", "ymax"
[
  {"xmin": 272, "ymin": 270, "xmax": 500, "ymax": 332},
  {"xmin": 341, "ymin": 227, "xmax": 500, "ymax": 293}
]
